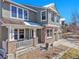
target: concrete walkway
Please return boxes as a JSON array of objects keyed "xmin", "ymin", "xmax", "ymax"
[{"xmin": 53, "ymin": 39, "xmax": 79, "ymax": 50}]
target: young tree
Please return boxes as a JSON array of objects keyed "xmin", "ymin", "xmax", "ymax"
[{"xmin": 71, "ymin": 11, "xmax": 79, "ymax": 34}]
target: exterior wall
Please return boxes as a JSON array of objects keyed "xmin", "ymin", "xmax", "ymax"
[
  {"xmin": 7, "ymin": 41, "xmax": 16, "ymax": 59},
  {"xmin": 1, "ymin": 26, "xmax": 8, "ymax": 41},
  {"xmin": 2, "ymin": 2, "xmax": 10, "ymax": 18},
  {"xmin": 37, "ymin": 9, "xmax": 48, "ymax": 25},
  {"xmin": 29, "ymin": 10, "xmax": 37, "ymax": 22},
  {"xmin": 48, "ymin": 11, "xmax": 60, "ymax": 26},
  {"xmin": 23, "ymin": 5, "xmax": 48, "ymax": 24}
]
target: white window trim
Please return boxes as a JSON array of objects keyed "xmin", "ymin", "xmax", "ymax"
[
  {"xmin": 40, "ymin": 10, "xmax": 47, "ymax": 21},
  {"xmin": 47, "ymin": 28, "xmax": 53, "ymax": 38},
  {"xmin": 10, "ymin": 4, "xmax": 29, "ymax": 21},
  {"xmin": 10, "ymin": 4, "xmax": 18, "ymax": 19},
  {"xmin": 23, "ymin": 9, "xmax": 29, "ymax": 21}
]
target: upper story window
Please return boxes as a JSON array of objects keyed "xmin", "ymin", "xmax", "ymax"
[
  {"xmin": 41, "ymin": 11, "xmax": 47, "ymax": 21},
  {"xmin": 51, "ymin": 13, "xmax": 54, "ymax": 22},
  {"xmin": 18, "ymin": 8, "xmax": 23, "ymax": 19},
  {"xmin": 24, "ymin": 10, "xmax": 28, "ymax": 20},
  {"xmin": 10, "ymin": 5, "xmax": 29, "ymax": 20},
  {"xmin": 11, "ymin": 6, "xmax": 17, "ymax": 17},
  {"xmin": 56, "ymin": 16, "xmax": 60, "ymax": 23}
]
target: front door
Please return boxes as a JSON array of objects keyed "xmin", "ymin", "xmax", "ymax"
[{"xmin": 36, "ymin": 29, "xmax": 42, "ymax": 43}]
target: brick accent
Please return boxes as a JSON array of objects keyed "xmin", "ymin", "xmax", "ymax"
[{"xmin": 8, "ymin": 41, "xmax": 16, "ymax": 54}]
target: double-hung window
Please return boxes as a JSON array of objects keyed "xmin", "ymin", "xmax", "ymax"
[
  {"xmin": 11, "ymin": 5, "xmax": 29, "ymax": 20},
  {"xmin": 18, "ymin": 8, "xmax": 23, "ymax": 19},
  {"xmin": 24, "ymin": 10, "xmax": 28, "ymax": 20},
  {"xmin": 41, "ymin": 11, "xmax": 47, "ymax": 21},
  {"xmin": 19, "ymin": 29, "xmax": 24, "ymax": 39},
  {"xmin": 47, "ymin": 29, "xmax": 52, "ymax": 37},
  {"xmin": 51, "ymin": 12, "xmax": 54, "ymax": 22},
  {"xmin": 14, "ymin": 29, "xmax": 24, "ymax": 40},
  {"xmin": 11, "ymin": 6, "xmax": 17, "ymax": 17},
  {"xmin": 14, "ymin": 29, "xmax": 18, "ymax": 39}
]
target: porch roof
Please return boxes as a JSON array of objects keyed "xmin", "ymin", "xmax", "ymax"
[
  {"xmin": 0, "ymin": 18, "xmax": 42, "ymax": 28},
  {"xmin": 24, "ymin": 21, "xmax": 42, "ymax": 28}
]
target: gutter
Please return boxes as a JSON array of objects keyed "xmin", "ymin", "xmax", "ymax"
[{"xmin": 3, "ymin": 0, "xmax": 37, "ymax": 12}]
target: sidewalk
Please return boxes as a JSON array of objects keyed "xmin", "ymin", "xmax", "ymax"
[{"xmin": 53, "ymin": 39, "xmax": 79, "ymax": 50}]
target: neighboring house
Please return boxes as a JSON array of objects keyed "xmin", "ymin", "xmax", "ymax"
[{"xmin": 0, "ymin": 0, "xmax": 61, "ymax": 59}]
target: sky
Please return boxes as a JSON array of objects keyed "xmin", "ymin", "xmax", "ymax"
[{"xmin": 12, "ymin": 0, "xmax": 79, "ymax": 24}]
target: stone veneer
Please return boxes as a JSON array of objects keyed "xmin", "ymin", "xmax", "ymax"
[{"xmin": 7, "ymin": 41, "xmax": 16, "ymax": 59}]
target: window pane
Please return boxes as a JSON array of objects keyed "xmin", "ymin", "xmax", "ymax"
[
  {"xmin": 42, "ymin": 11, "xmax": 46, "ymax": 20},
  {"xmin": 11, "ymin": 6, "xmax": 17, "ymax": 17},
  {"xmin": 51, "ymin": 13, "xmax": 54, "ymax": 22},
  {"xmin": 47, "ymin": 30, "xmax": 50, "ymax": 37},
  {"xmin": 47, "ymin": 29, "xmax": 52, "ymax": 37},
  {"xmin": 50, "ymin": 29, "xmax": 52, "ymax": 36},
  {"xmin": 19, "ymin": 29, "xmax": 24, "ymax": 39},
  {"xmin": 18, "ymin": 8, "xmax": 23, "ymax": 18},
  {"xmin": 14, "ymin": 29, "xmax": 18, "ymax": 39},
  {"xmin": 24, "ymin": 10, "xmax": 28, "ymax": 20}
]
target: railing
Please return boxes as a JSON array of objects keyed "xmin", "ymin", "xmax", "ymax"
[{"xmin": 16, "ymin": 39, "xmax": 33, "ymax": 50}]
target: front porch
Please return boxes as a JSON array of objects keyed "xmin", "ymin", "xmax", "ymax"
[
  {"xmin": 7, "ymin": 25, "xmax": 42, "ymax": 50},
  {"xmin": 0, "ymin": 20, "xmax": 42, "ymax": 52}
]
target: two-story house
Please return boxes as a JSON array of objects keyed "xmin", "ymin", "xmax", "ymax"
[{"xmin": 0, "ymin": 0, "xmax": 61, "ymax": 59}]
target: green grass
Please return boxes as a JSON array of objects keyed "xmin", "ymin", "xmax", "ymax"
[{"xmin": 60, "ymin": 48, "xmax": 79, "ymax": 59}]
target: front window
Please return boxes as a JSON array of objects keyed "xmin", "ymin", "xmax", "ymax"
[
  {"xmin": 41, "ymin": 11, "xmax": 47, "ymax": 21},
  {"xmin": 14, "ymin": 29, "xmax": 24, "ymax": 40},
  {"xmin": 11, "ymin": 6, "xmax": 17, "ymax": 17},
  {"xmin": 18, "ymin": 8, "xmax": 23, "ymax": 18},
  {"xmin": 47, "ymin": 29, "xmax": 52, "ymax": 37},
  {"xmin": 51, "ymin": 13, "xmax": 54, "ymax": 22},
  {"xmin": 19, "ymin": 29, "xmax": 24, "ymax": 39},
  {"xmin": 14, "ymin": 29, "xmax": 18, "ymax": 39}
]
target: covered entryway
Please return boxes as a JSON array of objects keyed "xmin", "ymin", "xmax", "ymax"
[{"xmin": 36, "ymin": 29, "xmax": 42, "ymax": 43}]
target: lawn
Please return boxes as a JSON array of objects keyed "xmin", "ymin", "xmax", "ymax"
[{"xmin": 60, "ymin": 48, "xmax": 79, "ymax": 59}]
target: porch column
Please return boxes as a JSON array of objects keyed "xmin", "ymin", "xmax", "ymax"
[
  {"xmin": 8, "ymin": 26, "xmax": 15, "ymax": 41},
  {"xmin": 7, "ymin": 26, "xmax": 16, "ymax": 59},
  {"xmin": 33, "ymin": 29, "xmax": 38, "ymax": 46},
  {"xmin": 33, "ymin": 29, "xmax": 36, "ymax": 38}
]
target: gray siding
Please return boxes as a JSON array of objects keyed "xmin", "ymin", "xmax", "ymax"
[
  {"xmin": 0, "ymin": 26, "xmax": 8, "ymax": 48},
  {"xmin": 0, "ymin": 0, "xmax": 2, "ymax": 18},
  {"xmin": 1, "ymin": 26, "xmax": 8, "ymax": 41},
  {"xmin": 2, "ymin": 2, "xmax": 10, "ymax": 18},
  {"xmin": 48, "ymin": 11, "xmax": 60, "ymax": 26},
  {"xmin": 29, "ymin": 10, "xmax": 37, "ymax": 22}
]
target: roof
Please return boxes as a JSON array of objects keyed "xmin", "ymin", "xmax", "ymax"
[
  {"xmin": 24, "ymin": 21, "xmax": 42, "ymax": 28},
  {"xmin": 0, "ymin": 18, "xmax": 25, "ymax": 25},
  {"xmin": 4, "ymin": 0, "xmax": 37, "ymax": 12},
  {"xmin": 0, "ymin": 18, "xmax": 42, "ymax": 28},
  {"xmin": 44, "ymin": 3, "xmax": 59, "ymax": 15},
  {"xmin": 43, "ymin": 3, "xmax": 55, "ymax": 7}
]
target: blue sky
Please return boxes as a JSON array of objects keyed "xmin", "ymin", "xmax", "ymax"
[{"xmin": 12, "ymin": 0, "xmax": 79, "ymax": 23}]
